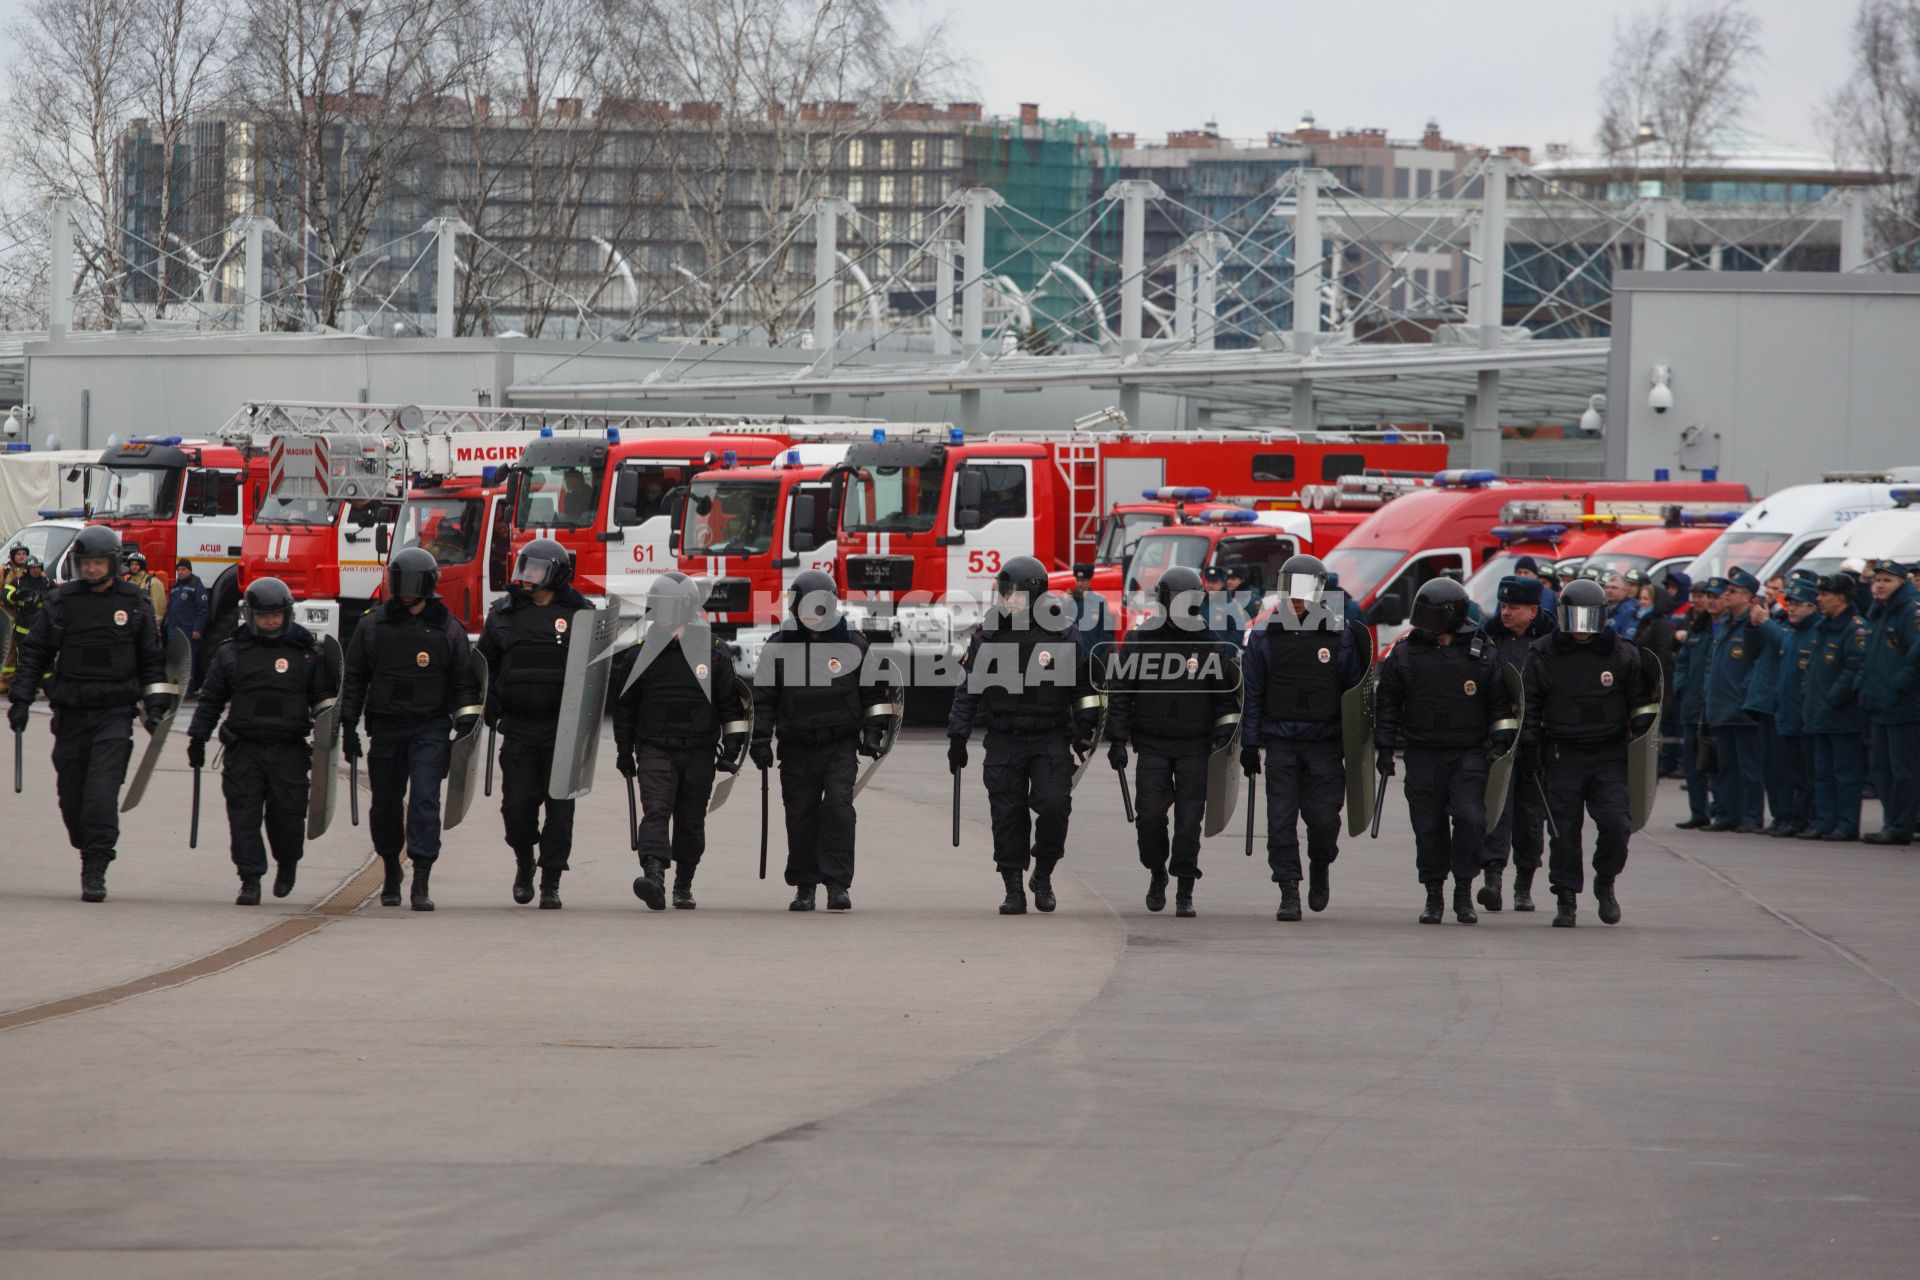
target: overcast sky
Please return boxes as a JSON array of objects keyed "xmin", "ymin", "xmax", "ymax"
[{"xmin": 0, "ymin": 0, "xmax": 1856, "ymax": 155}]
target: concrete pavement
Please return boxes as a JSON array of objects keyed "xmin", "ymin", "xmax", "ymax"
[{"xmin": 2, "ymin": 716, "xmax": 1917, "ymax": 1278}]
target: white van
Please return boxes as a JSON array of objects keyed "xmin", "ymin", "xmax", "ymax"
[
  {"xmin": 1685, "ymin": 477, "xmax": 1920, "ymax": 586},
  {"xmin": 1796, "ymin": 501, "xmax": 1920, "ymax": 581}
]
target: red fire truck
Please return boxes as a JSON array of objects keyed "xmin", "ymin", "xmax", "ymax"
[{"xmin": 1460, "ymin": 503, "xmax": 1749, "ymax": 618}]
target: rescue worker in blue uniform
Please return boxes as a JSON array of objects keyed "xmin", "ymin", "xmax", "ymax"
[
  {"xmin": 1801, "ymin": 573, "xmax": 1869, "ymax": 842},
  {"xmin": 339, "ymin": 547, "xmax": 483, "ymax": 912},
  {"xmin": 477, "ymin": 538, "xmax": 590, "ymax": 910},
  {"xmin": 167, "ymin": 559, "xmax": 210, "ymax": 694},
  {"xmin": 1477, "ymin": 574, "xmax": 1555, "ymax": 912},
  {"xmin": 1522, "ymin": 577, "xmax": 1660, "ymax": 927},
  {"xmin": 1764, "ymin": 579, "xmax": 1821, "ymax": 837},
  {"xmin": 949, "ymin": 555, "xmax": 1101, "ymax": 916},
  {"xmin": 1858, "ymin": 559, "xmax": 1920, "ymax": 845},
  {"xmin": 1673, "ymin": 579, "xmax": 1722, "ymax": 828},
  {"xmin": 1240, "ymin": 553, "xmax": 1367, "ymax": 922},
  {"xmin": 1740, "ymin": 577, "xmax": 1791, "ymax": 832},
  {"xmin": 6, "ymin": 524, "xmax": 169, "ymax": 903},
  {"xmin": 751, "ymin": 570, "xmax": 894, "ymax": 913},
  {"xmin": 1376, "ymin": 577, "xmax": 1516, "ymax": 925},
  {"xmin": 186, "ymin": 577, "xmax": 332, "ymax": 904},
  {"xmin": 614, "ymin": 573, "xmax": 746, "ymax": 910},
  {"xmin": 1105, "ymin": 565, "xmax": 1241, "ymax": 918},
  {"xmin": 1705, "ymin": 569, "xmax": 1767, "ymax": 832}
]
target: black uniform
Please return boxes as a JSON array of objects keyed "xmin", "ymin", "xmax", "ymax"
[
  {"xmin": 188, "ymin": 623, "xmax": 332, "ymax": 878},
  {"xmin": 948, "ymin": 617, "xmax": 1099, "ymax": 876},
  {"xmin": 1478, "ymin": 608, "xmax": 1555, "ymax": 875},
  {"xmin": 7, "ymin": 578, "xmax": 167, "ymax": 872},
  {"xmin": 613, "ymin": 631, "xmax": 742, "ymax": 881},
  {"xmin": 1522, "ymin": 627, "xmax": 1658, "ymax": 896},
  {"xmin": 1375, "ymin": 622, "xmax": 1515, "ymax": 888},
  {"xmin": 751, "ymin": 618, "xmax": 889, "ymax": 891},
  {"xmin": 1105, "ymin": 617, "xmax": 1240, "ymax": 883},
  {"xmin": 478, "ymin": 587, "xmax": 591, "ymax": 874},
  {"xmin": 339, "ymin": 596, "xmax": 481, "ymax": 864}
]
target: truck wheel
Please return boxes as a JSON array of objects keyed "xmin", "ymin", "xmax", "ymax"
[{"xmin": 905, "ymin": 685, "xmax": 954, "ymax": 726}]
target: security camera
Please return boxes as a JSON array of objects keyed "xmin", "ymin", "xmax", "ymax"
[
  {"xmin": 1648, "ymin": 365, "xmax": 1674, "ymax": 414},
  {"xmin": 1579, "ymin": 394, "xmax": 1605, "ymax": 437},
  {"xmin": 2, "ymin": 408, "xmax": 19, "ymax": 438}
]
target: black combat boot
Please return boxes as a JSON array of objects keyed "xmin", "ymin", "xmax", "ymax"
[
  {"xmin": 512, "ymin": 849, "xmax": 536, "ymax": 906},
  {"xmin": 236, "ymin": 875, "xmax": 262, "ymax": 906},
  {"xmin": 999, "ymin": 869, "xmax": 1027, "ymax": 915},
  {"xmin": 633, "ymin": 857, "xmax": 667, "ymax": 911},
  {"xmin": 826, "ymin": 884, "xmax": 852, "ymax": 911},
  {"xmin": 379, "ymin": 855, "xmax": 404, "ymax": 907},
  {"xmin": 1029, "ymin": 860, "xmax": 1057, "ymax": 913},
  {"xmin": 1512, "ymin": 866, "xmax": 1536, "ymax": 912},
  {"xmin": 1595, "ymin": 877, "xmax": 1622, "ymax": 925},
  {"xmin": 1418, "ymin": 882, "xmax": 1444, "ymax": 924},
  {"xmin": 1552, "ymin": 888, "xmax": 1578, "ymax": 927},
  {"xmin": 672, "ymin": 867, "xmax": 697, "ymax": 909},
  {"xmin": 410, "ymin": 860, "xmax": 435, "ymax": 912},
  {"xmin": 80, "ymin": 856, "xmax": 108, "ymax": 904},
  {"xmin": 1477, "ymin": 863, "xmax": 1504, "ymax": 912},
  {"xmin": 1276, "ymin": 880, "xmax": 1302, "ymax": 922},
  {"xmin": 273, "ymin": 860, "xmax": 297, "ymax": 899},
  {"xmin": 790, "ymin": 883, "xmax": 817, "ymax": 912},
  {"xmin": 1453, "ymin": 880, "xmax": 1479, "ymax": 925},
  {"xmin": 1307, "ymin": 860, "xmax": 1331, "ymax": 913},
  {"xmin": 1145, "ymin": 867, "xmax": 1168, "ymax": 912},
  {"xmin": 1175, "ymin": 877, "xmax": 1196, "ymax": 918},
  {"xmin": 538, "ymin": 866, "xmax": 563, "ymax": 910}
]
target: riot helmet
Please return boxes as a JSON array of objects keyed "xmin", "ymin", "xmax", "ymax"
[
  {"xmin": 1410, "ymin": 577, "xmax": 1469, "ymax": 636},
  {"xmin": 1154, "ymin": 565, "xmax": 1207, "ymax": 629},
  {"xmin": 1558, "ymin": 577, "xmax": 1609, "ymax": 635},
  {"xmin": 243, "ymin": 576, "xmax": 295, "ymax": 636},
  {"xmin": 1278, "ymin": 553, "xmax": 1327, "ymax": 606},
  {"xmin": 72, "ymin": 524, "xmax": 121, "ymax": 583},
  {"xmin": 645, "ymin": 570, "xmax": 700, "ymax": 630},
  {"xmin": 788, "ymin": 568, "xmax": 839, "ymax": 632},
  {"xmin": 387, "ymin": 546, "xmax": 440, "ymax": 601},
  {"xmin": 510, "ymin": 537, "xmax": 573, "ymax": 594}
]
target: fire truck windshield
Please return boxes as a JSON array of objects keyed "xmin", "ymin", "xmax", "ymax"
[
  {"xmin": 847, "ymin": 464, "xmax": 943, "ymax": 533},
  {"xmin": 254, "ymin": 496, "xmax": 336, "ymax": 525},
  {"xmin": 94, "ymin": 466, "xmax": 179, "ymax": 520},
  {"xmin": 683, "ymin": 480, "xmax": 777, "ymax": 555},
  {"xmin": 1123, "ymin": 533, "xmax": 1211, "ymax": 602},
  {"xmin": 1321, "ymin": 547, "xmax": 1407, "ymax": 602},
  {"xmin": 1096, "ymin": 511, "xmax": 1171, "ymax": 564},
  {"xmin": 398, "ymin": 497, "xmax": 482, "ymax": 566},
  {"xmin": 516, "ymin": 464, "xmax": 602, "ymax": 530}
]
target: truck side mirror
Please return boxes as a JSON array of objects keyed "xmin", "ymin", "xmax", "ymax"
[
  {"xmin": 789, "ymin": 492, "xmax": 821, "ymax": 553},
  {"xmin": 375, "ymin": 524, "xmax": 390, "ymax": 558},
  {"xmin": 1367, "ymin": 592, "xmax": 1407, "ymax": 627},
  {"xmin": 955, "ymin": 468, "xmax": 986, "ymax": 530},
  {"xmin": 613, "ymin": 469, "xmax": 641, "ymax": 525},
  {"xmin": 667, "ymin": 493, "xmax": 687, "ymax": 554}
]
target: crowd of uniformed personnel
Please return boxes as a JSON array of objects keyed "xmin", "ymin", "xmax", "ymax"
[{"xmin": 7, "ymin": 520, "xmax": 1914, "ymax": 924}]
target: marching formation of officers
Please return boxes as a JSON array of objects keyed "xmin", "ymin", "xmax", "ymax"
[{"xmin": 12, "ymin": 521, "xmax": 1836, "ymax": 929}]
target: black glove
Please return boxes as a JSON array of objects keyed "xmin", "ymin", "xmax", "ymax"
[
  {"xmin": 484, "ymin": 703, "xmax": 500, "ymax": 731},
  {"xmin": 1489, "ymin": 728, "xmax": 1516, "ymax": 756},
  {"xmin": 1210, "ymin": 723, "xmax": 1237, "ymax": 753},
  {"xmin": 1630, "ymin": 713, "xmax": 1656, "ymax": 736},
  {"xmin": 948, "ymin": 735, "xmax": 968, "ymax": 774},
  {"xmin": 342, "ymin": 726, "xmax": 363, "ymax": 763},
  {"xmin": 1240, "ymin": 744, "xmax": 1261, "ymax": 778},
  {"xmin": 616, "ymin": 745, "xmax": 637, "ymax": 777},
  {"xmin": 142, "ymin": 694, "xmax": 169, "ymax": 732},
  {"xmin": 1376, "ymin": 747, "xmax": 1396, "ymax": 778},
  {"xmin": 7, "ymin": 700, "xmax": 27, "ymax": 734},
  {"xmin": 719, "ymin": 732, "xmax": 747, "ymax": 773},
  {"xmin": 858, "ymin": 723, "xmax": 887, "ymax": 759},
  {"xmin": 1107, "ymin": 740, "xmax": 1129, "ymax": 771},
  {"xmin": 749, "ymin": 739, "xmax": 774, "ymax": 771},
  {"xmin": 454, "ymin": 712, "xmax": 480, "ymax": 738},
  {"xmin": 186, "ymin": 736, "xmax": 207, "ymax": 769}
]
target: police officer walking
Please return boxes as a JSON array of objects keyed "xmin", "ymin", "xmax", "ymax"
[
  {"xmin": 1105, "ymin": 565, "xmax": 1240, "ymax": 917},
  {"xmin": 948, "ymin": 555, "xmax": 1100, "ymax": 916},
  {"xmin": 477, "ymin": 538, "xmax": 590, "ymax": 910},
  {"xmin": 185, "ymin": 578, "xmax": 333, "ymax": 904},
  {"xmin": 1376, "ymin": 578, "xmax": 1515, "ymax": 925},
  {"xmin": 1522, "ymin": 578, "xmax": 1660, "ymax": 927},
  {"xmin": 613, "ymin": 573, "xmax": 746, "ymax": 911},
  {"xmin": 1239, "ymin": 553, "xmax": 1367, "ymax": 922},
  {"xmin": 1801, "ymin": 574, "xmax": 1869, "ymax": 841},
  {"xmin": 1858, "ymin": 559, "xmax": 1920, "ymax": 845},
  {"xmin": 750, "ymin": 570, "xmax": 893, "ymax": 912},
  {"xmin": 1477, "ymin": 574, "xmax": 1555, "ymax": 911},
  {"xmin": 338, "ymin": 547, "xmax": 483, "ymax": 911},
  {"xmin": 6, "ymin": 525, "xmax": 169, "ymax": 902}
]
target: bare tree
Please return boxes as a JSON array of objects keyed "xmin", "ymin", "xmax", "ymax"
[
  {"xmin": 129, "ymin": 0, "xmax": 234, "ymax": 317},
  {"xmin": 1597, "ymin": 0, "xmax": 1764, "ymax": 192},
  {"xmin": 1824, "ymin": 0, "xmax": 1920, "ymax": 269}
]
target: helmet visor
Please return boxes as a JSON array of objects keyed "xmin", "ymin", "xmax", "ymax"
[
  {"xmin": 1560, "ymin": 602, "xmax": 1606, "ymax": 634},
  {"xmin": 510, "ymin": 551, "xmax": 560, "ymax": 589},
  {"xmin": 391, "ymin": 566, "xmax": 436, "ymax": 598},
  {"xmin": 1409, "ymin": 599, "xmax": 1457, "ymax": 634},
  {"xmin": 1284, "ymin": 572, "xmax": 1324, "ymax": 604},
  {"xmin": 793, "ymin": 588, "xmax": 838, "ymax": 631}
]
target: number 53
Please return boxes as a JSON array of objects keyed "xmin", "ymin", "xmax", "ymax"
[{"xmin": 966, "ymin": 550, "xmax": 1001, "ymax": 574}]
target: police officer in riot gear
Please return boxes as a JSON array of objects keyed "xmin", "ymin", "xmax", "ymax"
[
  {"xmin": 1522, "ymin": 577, "xmax": 1659, "ymax": 927},
  {"xmin": 6, "ymin": 524, "xmax": 168, "ymax": 902},
  {"xmin": 1376, "ymin": 577, "xmax": 1516, "ymax": 925},
  {"xmin": 186, "ymin": 577, "xmax": 333, "ymax": 904},
  {"xmin": 339, "ymin": 547, "xmax": 483, "ymax": 911},
  {"xmin": 1477, "ymin": 575, "xmax": 1555, "ymax": 911},
  {"xmin": 750, "ymin": 569, "xmax": 892, "ymax": 912},
  {"xmin": 1105, "ymin": 565, "xmax": 1240, "ymax": 917},
  {"xmin": 1239, "ymin": 552, "xmax": 1366, "ymax": 922},
  {"xmin": 478, "ymin": 538, "xmax": 590, "ymax": 909},
  {"xmin": 949, "ymin": 554, "xmax": 1100, "ymax": 915},
  {"xmin": 613, "ymin": 572, "xmax": 744, "ymax": 911}
]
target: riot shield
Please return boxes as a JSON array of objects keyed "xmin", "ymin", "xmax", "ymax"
[
  {"xmin": 1203, "ymin": 711, "xmax": 1243, "ymax": 838},
  {"xmin": 442, "ymin": 649, "xmax": 490, "ymax": 830},
  {"xmin": 1069, "ymin": 689, "xmax": 1108, "ymax": 791},
  {"xmin": 1481, "ymin": 661, "xmax": 1527, "ymax": 822},
  {"xmin": 851, "ymin": 698, "xmax": 905, "ymax": 799},
  {"xmin": 1628, "ymin": 661, "xmax": 1665, "ymax": 832},
  {"xmin": 305, "ymin": 635, "xmax": 344, "ymax": 840},
  {"xmin": 548, "ymin": 606, "xmax": 626, "ymax": 801},
  {"xmin": 1340, "ymin": 621, "xmax": 1377, "ymax": 838},
  {"xmin": 121, "ymin": 628, "xmax": 191, "ymax": 813},
  {"xmin": 707, "ymin": 676, "xmax": 754, "ymax": 814}
]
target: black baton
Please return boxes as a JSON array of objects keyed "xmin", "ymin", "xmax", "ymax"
[
  {"xmin": 952, "ymin": 768, "xmax": 962, "ymax": 848},
  {"xmin": 483, "ymin": 725, "xmax": 495, "ymax": 797},
  {"xmin": 758, "ymin": 765, "xmax": 770, "ymax": 880},
  {"xmin": 1533, "ymin": 771, "xmax": 1559, "ymax": 842},
  {"xmin": 1244, "ymin": 773, "xmax": 1256, "ymax": 857},
  {"xmin": 13, "ymin": 725, "xmax": 23, "ymax": 795},
  {"xmin": 349, "ymin": 756, "xmax": 360, "ymax": 827},
  {"xmin": 625, "ymin": 773, "xmax": 639, "ymax": 852},
  {"xmin": 189, "ymin": 766, "xmax": 201, "ymax": 849},
  {"xmin": 1116, "ymin": 767, "xmax": 1134, "ymax": 824},
  {"xmin": 1369, "ymin": 770, "xmax": 1388, "ymax": 839}
]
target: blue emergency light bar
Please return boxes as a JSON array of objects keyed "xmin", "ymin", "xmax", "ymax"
[
  {"xmin": 1490, "ymin": 522, "xmax": 1567, "ymax": 543},
  {"xmin": 4, "ymin": 442, "xmax": 29, "ymax": 452},
  {"xmin": 36, "ymin": 506, "xmax": 86, "ymax": 519},
  {"xmin": 1433, "ymin": 469, "xmax": 1497, "ymax": 488},
  {"xmin": 128, "ymin": 435, "xmax": 183, "ymax": 446},
  {"xmin": 1674, "ymin": 510, "xmax": 1740, "ymax": 526},
  {"xmin": 785, "ymin": 449, "xmax": 802, "ymax": 466},
  {"xmin": 605, "ymin": 427, "xmax": 621, "ymax": 443},
  {"xmin": 723, "ymin": 450, "xmax": 738, "ymax": 467},
  {"xmin": 1203, "ymin": 508, "xmax": 1258, "ymax": 524},
  {"xmin": 481, "ymin": 466, "xmax": 499, "ymax": 485},
  {"xmin": 1891, "ymin": 487, "xmax": 1920, "ymax": 508},
  {"xmin": 949, "ymin": 427, "xmax": 964, "ymax": 444},
  {"xmin": 871, "ymin": 428, "xmax": 887, "ymax": 442},
  {"xmin": 1143, "ymin": 486, "xmax": 1213, "ymax": 502},
  {"xmin": 539, "ymin": 426, "xmax": 554, "ymax": 438}
]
